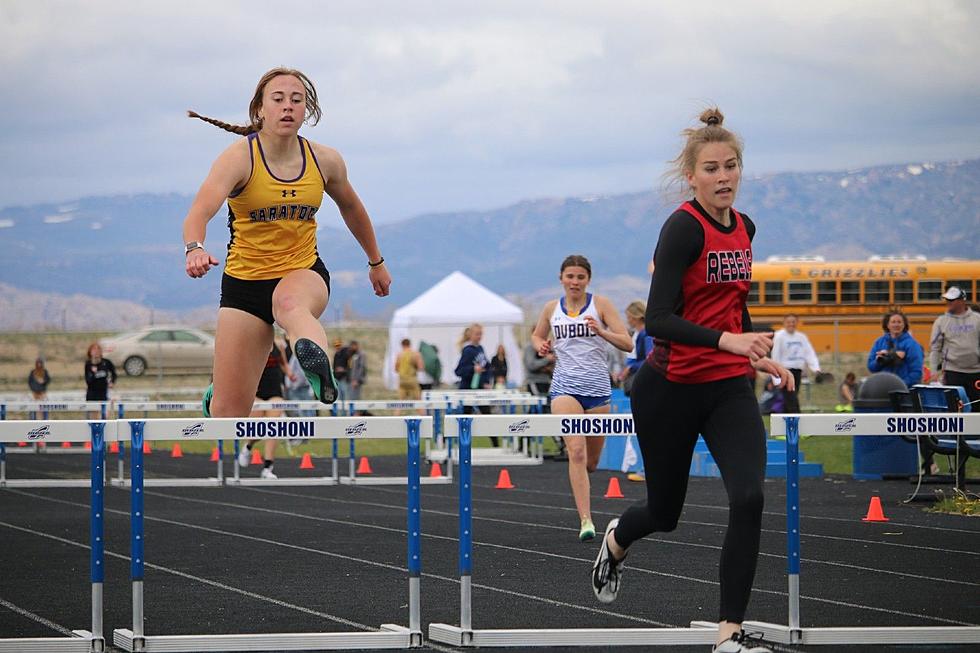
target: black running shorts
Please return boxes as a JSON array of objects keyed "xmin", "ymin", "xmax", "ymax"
[{"xmin": 220, "ymin": 257, "xmax": 331, "ymax": 325}]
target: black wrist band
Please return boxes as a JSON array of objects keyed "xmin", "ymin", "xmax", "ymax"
[{"xmin": 368, "ymin": 257, "xmax": 385, "ymax": 268}]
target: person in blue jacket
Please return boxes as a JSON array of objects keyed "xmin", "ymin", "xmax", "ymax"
[{"xmin": 867, "ymin": 311, "xmax": 924, "ymax": 387}]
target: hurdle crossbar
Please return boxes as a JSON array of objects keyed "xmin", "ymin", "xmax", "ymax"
[
  {"xmin": 0, "ymin": 419, "xmax": 114, "ymax": 652},
  {"xmin": 430, "ymin": 414, "xmax": 728, "ymax": 647},
  {"xmin": 332, "ymin": 400, "xmax": 454, "ymax": 485},
  {"xmin": 0, "ymin": 410, "xmax": 111, "ymax": 488},
  {"xmin": 113, "ymin": 415, "xmax": 431, "ymax": 652}
]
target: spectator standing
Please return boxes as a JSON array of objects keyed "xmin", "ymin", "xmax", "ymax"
[
  {"xmin": 394, "ymin": 338, "xmax": 423, "ymax": 401},
  {"xmin": 84, "ymin": 343, "xmax": 117, "ymax": 402},
  {"xmin": 523, "ymin": 326, "xmax": 555, "ymax": 401},
  {"xmin": 835, "ymin": 372, "xmax": 858, "ymax": 412},
  {"xmin": 929, "ymin": 286, "xmax": 980, "ymax": 406},
  {"xmin": 455, "ymin": 324, "xmax": 497, "ymax": 446},
  {"xmin": 238, "ymin": 340, "xmax": 295, "ymax": 479},
  {"xmin": 619, "ymin": 300, "xmax": 653, "ymax": 396},
  {"xmin": 418, "ymin": 341, "xmax": 441, "ymax": 391},
  {"xmin": 867, "ymin": 311, "xmax": 923, "ymax": 388},
  {"xmin": 332, "ymin": 338, "xmax": 351, "ymax": 402},
  {"xmin": 489, "ymin": 344, "xmax": 508, "ymax": 389},
  {"xmin": 771, "ymin": 314, "xmax": 820, "ymax": 413},
  {"xmin": 347, "ymin": 340, "xmax": 366, "ymax": 402},
  {"xmin": 28, "ymin": 358, "xmax": 51, "ymax": 400}
]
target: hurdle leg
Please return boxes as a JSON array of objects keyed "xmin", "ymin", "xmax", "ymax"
[
  {"xmin": 114, "ymin": 420, "xmax": 146, "ymax": 652},
  {"xmin": 785, "ymin": 416, "xmax": 801, "ymax": 642},
  {"xmin": 459, "ymin": 418, "xmax": 474, "ymax": 640},
  {"xmin": 89, "ymin": 422, "xmax": 107, "ymax": 652}
]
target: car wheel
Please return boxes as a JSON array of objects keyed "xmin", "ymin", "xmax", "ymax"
[{"xmin": 123, "ymin": 356, "xmax": 147, "ymax": 377}]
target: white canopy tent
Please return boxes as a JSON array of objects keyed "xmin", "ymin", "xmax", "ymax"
[{"xmin": 383, "ymin": 271, "xmax": 526, "ymax": 390}]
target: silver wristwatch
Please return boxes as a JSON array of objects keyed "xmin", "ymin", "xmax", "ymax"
[{"xmin": 184, "ymin": 241, "xmax": 204, "ymax": 255}]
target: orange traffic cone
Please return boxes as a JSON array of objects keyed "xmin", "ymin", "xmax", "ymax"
[
  {"xmin": 356, "ymin": 456, "xmax": 373, "ymax": 474},
  {"xmin": 604, "ymin": 477, "xmax": 625, "ymax": 499},
  {"xmin": 171, "ymin": 443, "xmax": 183, "ymax": 458},
  {"xmin": 142, "ymin": 442, "xmax": 152, "ymax": 454},
  {"xmin": 84, "ymin": 441, "xmax": 92, "ymax": 450},
  {"xmin": 209, "ymin": 447, "xmax": 220, "ymax": 462},
  {"xmin": 61, "ymin": 441, "xmax": 72, "ymax": 449},
  {"xmin": 495, "ymin": 469, "xmax": 515, "ymax": 489},
  {"xmin": 299, "ymin": 452, "xmax": 315, "ymax": 469},
  {"xmin": 109, "ymin": 441, "xmax": 119, "ymax": 454},
  {"xmin": 250, "ymin": 447, "xmax": 263, "ymax": 465},
  {"xmin": 17, "ymin": 441, "xmax": 27, "ymax": 447},
  {"xmin": 862, "ymin": 496, "xmax": 889, "ymax": 522},
  {"xmin": 429, "ymin": 462, "xmax": 443, "ymax": 478}
]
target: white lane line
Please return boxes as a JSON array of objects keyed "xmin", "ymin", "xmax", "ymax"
[
  {"xmin": 140, "ymin": 489, "xmax": 979, "ymax": 626},
  {"xmin": 7, "ymin": 489, "xmax": 977, "ymax": 628},
  {"xmin": 455, "ymin": 480, "xmax": 980, "ymax": 535},
  {"xmin": 240, "ymin": 485, "xmax": 980, "ymax": 584},
  {"xmin": 0, "ymin": 595, "xmax": 76, "ymax": 636}
]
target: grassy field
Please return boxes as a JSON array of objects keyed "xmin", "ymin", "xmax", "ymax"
[{"xmin": 2, "ymin": 330, "xmax": 975, "ymax": 476}]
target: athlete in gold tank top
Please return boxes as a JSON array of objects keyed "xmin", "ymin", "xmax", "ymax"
[{"xmin": 181, "ymin": 67, "xmax": 392, "ymax": 441}]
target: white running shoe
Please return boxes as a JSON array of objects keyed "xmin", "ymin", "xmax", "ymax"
[
  {"xmin": 712, "ymin": 632, "xmax": 772, "ymax": 652},
  {"xmin": 591, "ymin": 518, "xmax": 625, "ymax": 603},
  {"xmin": 260, "ymin": 466, "xmax": 278, "ymax": 480},
  {"xmin": 237, "ymin": 446, "xmax": 251, "ymax": 468}
]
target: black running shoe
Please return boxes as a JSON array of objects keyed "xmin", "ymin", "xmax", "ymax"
[{"xmin": 294, "ymin": 338, "xmax": 338, "ymax": 404}]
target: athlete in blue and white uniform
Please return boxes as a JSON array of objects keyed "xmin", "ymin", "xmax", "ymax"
[{"xmin": 532, "ymin": 255, "xmax": 633, "ymax": 541}]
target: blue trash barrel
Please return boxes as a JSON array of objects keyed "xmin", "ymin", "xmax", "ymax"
[{"xmin": 852, "ymin": 372, "xmax": 919, "ymax": 480}]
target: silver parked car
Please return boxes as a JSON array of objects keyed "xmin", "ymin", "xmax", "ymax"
[{"xmin": 100, "ymin": 326, "xmax": 215, "ymax": 376}]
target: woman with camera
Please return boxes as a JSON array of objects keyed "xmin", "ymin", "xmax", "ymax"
[{"xmin": 867, "ymin": 311, "xmax": 924, "ymax": 387}]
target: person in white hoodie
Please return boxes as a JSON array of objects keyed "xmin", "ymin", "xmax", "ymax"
[
  {"xmin": 929, "ymin": 286, "xmax": 980, "ymax": 406},
  {"xmin": 771, "ymin": 314, "xmax": 821, "ymax": 413}
]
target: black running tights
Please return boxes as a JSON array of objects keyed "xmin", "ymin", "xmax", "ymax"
[{"xmin": 614, "ymin": 363, "xmax": 766, "ymax": 623}]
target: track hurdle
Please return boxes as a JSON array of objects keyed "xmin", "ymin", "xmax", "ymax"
[
  {"xmin": 757, "ymin": 412, "xmax": 980, "ymax": 646},
  {"xmin": 112, "ymin": 415, "xmax": 432, "ymax": 652},
  {"xmin": 0, "ymin": 402, "xmax": 108, "ymax": 488},
  {"xmin": 429, "ymin": 413, "xmax": 722, "ymax": 648},
  {"xmin": 0, "ymin": 418, "xmax": 115, "ymax": 653},
  {"xmin": 333, "ymin": 399, "xmax": 454, "ymax": 485}
]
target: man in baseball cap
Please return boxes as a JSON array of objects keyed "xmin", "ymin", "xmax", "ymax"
[{"xmin": 929, "ymin": 285, "xmax": 980, "ymax": 405}]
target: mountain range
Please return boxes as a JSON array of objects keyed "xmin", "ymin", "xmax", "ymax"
[{"xmin": 1, "ymin": 158, "xmax": 977, "ymax": 330}]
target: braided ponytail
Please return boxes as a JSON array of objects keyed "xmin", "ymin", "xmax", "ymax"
[
  {"xmin": 187, "ymin": 67, "xmax": 322, "ymax": 138},
  {"xmin": 186, "ymin": 110, "xmax": 258, "ymax": 136}
]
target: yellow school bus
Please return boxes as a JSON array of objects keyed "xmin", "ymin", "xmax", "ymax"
[{"xmin": 748, "ymin": 257, "xmax": 980, "ymax": 355}]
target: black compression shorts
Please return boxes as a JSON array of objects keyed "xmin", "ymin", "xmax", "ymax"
[{"xmin": 220, "ymin": 257, "xmax": 331, "ymax": 325}]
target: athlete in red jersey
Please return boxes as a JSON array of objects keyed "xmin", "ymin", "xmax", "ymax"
[{"xmin": 591, "ymin": 109, "xmax": 793, "ymax": 653}]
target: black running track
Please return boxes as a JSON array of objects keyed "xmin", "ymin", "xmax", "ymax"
[{"xmin": 1, "ymin": 450, "xmax": 977, "ymax": 653}]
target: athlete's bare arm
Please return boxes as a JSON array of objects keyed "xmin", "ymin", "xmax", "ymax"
[
  {"xmin": 183, "ymin": 139, "xmax": 251, "ymax": 279},
  {"xmin": 588, "ymin": 295, "xmax": 634, "ymax": 352},
  {"xmin": 312, "ymin": 142, "xmax": 391, "ymax": 297},
  {"xmin": 532, "ymin": 300, "xmax": 558, "ymax": 355}
]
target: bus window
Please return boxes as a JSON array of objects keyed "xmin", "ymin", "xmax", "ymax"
[
  {"xmin": 764, "ymin": 281, "xmax": 783, "ymax": 304},
  {"xmin": 865, "ymin": 280, "xmax": 890, "ymax": 304},
  {"xmin": 785, "ymin": 281, "xmax": 811, "ymax": 303},
  {"xmin": 841, "ymin": 281, "xmax": 860, "ymax": 304},
  {"xmin": 817, "ymin": 281, "xmax": 836, "ymax": 304},
  {"xmin": 894, "ymin": 280, "xmax": 913, "ymax": 304},
  {"xmin": 747, "ymin": 282, "xmax": 759, "ymax": 304},
  {"xmin": 948, "ymin": 280, "xmax": 972, "ymax": 297},
  {"xmin": 918, "ymin": 279, "xmax": 942, "ymax": 302}
]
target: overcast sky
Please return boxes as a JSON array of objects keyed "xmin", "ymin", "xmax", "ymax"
[{"xmin": 2, "ymin": 1, "xmax": 978, "ymax": 223}]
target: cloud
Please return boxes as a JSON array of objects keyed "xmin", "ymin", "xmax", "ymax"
[{"xmin": 1, "ymin": 1, "xmax": 979, "ymax": 221}]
